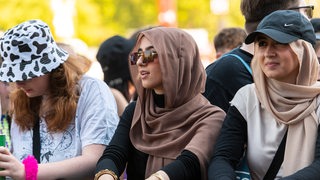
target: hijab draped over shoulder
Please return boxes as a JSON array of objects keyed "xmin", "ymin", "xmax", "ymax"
[
  {"xmin": 252, "ymin": 39, "xmax": 320, "ymax": 175},
  {"xmin": 129, "ymin": 27, "xmax": 225, "ymax": 179}
]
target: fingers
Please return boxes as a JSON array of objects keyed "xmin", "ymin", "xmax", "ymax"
[{"xmin": 0, "ymin": 147, "xmax": 10, "ymax": 155}]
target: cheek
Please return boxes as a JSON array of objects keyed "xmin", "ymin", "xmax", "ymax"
[{"xmin": 35, "ymin": 79, "xmax": 50, "ymax": 93}]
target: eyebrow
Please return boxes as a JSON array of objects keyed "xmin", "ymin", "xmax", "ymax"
[
  {"xmin": 255, "ymin": 34, "xmax": 268, "ymax": 41},
  {"xmin": 139, "ymin": 45, "xmax": 154, "ymax": 51}
]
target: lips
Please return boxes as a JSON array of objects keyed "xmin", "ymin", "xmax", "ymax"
[
  {"xmin": 23, "ymin": 88, "xmax": 32, "ymax": 93},
  {"xmin": 265, "ymin": 61, "xmax": 279, "ymax": 68},
  {"xmin": 139, "ymin": 70, "xmax": 150, "ymax": 79}
]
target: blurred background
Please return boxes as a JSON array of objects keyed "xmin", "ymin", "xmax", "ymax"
[{"xmin": 0, "ymin": 0, "xmax": 319, "ymax": 65}]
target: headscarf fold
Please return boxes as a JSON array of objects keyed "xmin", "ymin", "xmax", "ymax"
[
  {"xmin": 129, "ymin": 27, "xmax": 225, "ymax": 179},
  {"xmin": 252, "ymin": 39, "xmax": 320, "ymax": 175}
]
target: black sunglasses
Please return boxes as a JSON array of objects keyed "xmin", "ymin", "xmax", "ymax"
[
  {"xmin": 130, "ymin": 48, "xmax": 158, "ymax": 65},
  {"xmin": 289, "ymin": 5, "xmax": 314, "ymax": 19}
]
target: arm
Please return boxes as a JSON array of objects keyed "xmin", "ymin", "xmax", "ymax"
[
  {"xmin": 208, "ymin": 106, "xmax": 247, "ymax": 180},
  {"xmin": 0, "ymin": 144, "xmax": 105, "ymax": 180},
  {"xmin": 145, "ymin": 150, "xmax": 200, "ymax": 180},
  {"xmin": 96, "ymin": 102, "xmax": 136, "ymax": 178},
  {"xmin": 281, "ymin": 124, "xmax": 320, "ymax": 180},
  {"xmin": 163, "ymin": 150, "xmax": 200, "ymax": 179},
  {"xmin": 38, "ymin": 144, "xmax": 105, "ymax": 179}
]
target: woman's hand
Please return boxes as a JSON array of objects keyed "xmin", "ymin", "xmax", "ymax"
[
  {"xmin": 145, "ymin": 170, "xmax": 169, "ymax": 180},
  {"xmin": 96, "ymin": 173, "xmax": 116, "ymax": 180},
  {"xmin": 0, "ymin": 147, "xmax": 25, "ymax": 180}
]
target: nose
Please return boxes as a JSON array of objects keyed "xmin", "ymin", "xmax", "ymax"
[
  {"xmin": 136, "ymin": 55, "xmax": 146, "ymax": 66},
  {"xmin": 264, "ymin": 45, "xmax": 276, "ymax": 57},
  {"xmin": 16, "ymin": 81, "xmax": 25, "ymax": 88}
]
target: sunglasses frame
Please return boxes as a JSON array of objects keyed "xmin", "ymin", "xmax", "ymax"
[
  {"xmin": 289, "ymin": 5, "xmax": 314, "ymax": 19},
  {"xmin": 130, "ymin": 48, "xmax": 158, "ymax": 65}
]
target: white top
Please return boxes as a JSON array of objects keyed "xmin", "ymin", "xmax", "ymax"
[
  {"xmin": 11, "ymin": 75, "xmax": 119, "ymax": 163},
  {"xmin": 231, "ymin": 84, "xmax": 320, "ymax": 179}
]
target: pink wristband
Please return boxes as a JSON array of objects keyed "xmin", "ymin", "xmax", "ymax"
[{"xmin": 22, "ymin": 155, "xmax": 38, "ymax": 180}]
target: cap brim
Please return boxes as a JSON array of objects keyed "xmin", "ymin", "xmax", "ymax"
[{"xmin": 245, "ymin": 29, "xmax": 299, "ymax": 44}]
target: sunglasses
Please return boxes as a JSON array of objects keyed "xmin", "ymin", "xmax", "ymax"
[
  {"xmin": 130, "ymin": 48, "xmax": 158, "ymax": 65},
  {"xmin": 289, "ymin": 5, "xmax": 314, "ymax": 19}
]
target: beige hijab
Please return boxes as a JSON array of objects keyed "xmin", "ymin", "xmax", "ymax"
[
  {"xmin": 252, "ymin": 39, "xmax": 320, "ymax": 175},
  {"xmin": 129, "ymin": 27, "xmax": 225, "ymax": 179}
]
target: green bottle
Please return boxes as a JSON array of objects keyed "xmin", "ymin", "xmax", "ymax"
[{"xmin": 0, "ymin": 134, "xmax": 6, "ymax": 180}]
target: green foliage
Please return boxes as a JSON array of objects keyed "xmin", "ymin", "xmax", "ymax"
[
  {"xmin": 0, "ymin": 0, "xmax": 245, "ymax": 47},
  {"xmin": 0, "ymin": 0, "xmax": 53, "ymax": 30}
]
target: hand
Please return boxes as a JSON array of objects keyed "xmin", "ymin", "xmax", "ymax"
[
  {"xmin": 0, "ymin": 147, "xmax": 25, "ymax": 180},
  {"xmin": 97, "ymin": 173, "xmax": 116, "ymax": 180},
  {"xmin": 145, "ymin": 176, "xmax": 160, "ymax": 180},
  {"xmin": 145, "ymin": 170, "xmax": 169, "ymax": 180}
]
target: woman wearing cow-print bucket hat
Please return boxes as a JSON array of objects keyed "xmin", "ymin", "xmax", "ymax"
[{"xmin": 0, "ymin": 19, "xmax": 119, "ymax": 179}]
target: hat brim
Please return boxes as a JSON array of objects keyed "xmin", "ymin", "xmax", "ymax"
[
  {"xmin": 0, "ymin": 51, "xmax": 68, "ymax": 82},
  {"xmin": 245, "ymin": 29, "xmax": 299, "ymax": 44}
]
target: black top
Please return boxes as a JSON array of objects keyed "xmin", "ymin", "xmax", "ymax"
[
  {"xmin": 203, "ymin": 47, "xmax": 253, "ymax": 112},
  {"xmin": 96, "ymin": 93, "xmax": 201, "ymax": 180},
  {"xmin": 208, "ymin": 106, "xmax": 320, "ymax": 179}
]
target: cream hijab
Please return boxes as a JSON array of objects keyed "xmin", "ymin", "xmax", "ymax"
[
  {"xmin": 129, "ymin": 27, "xmax": 225, "ymax": 179},
  {"xmin": 252, "ymin": 39, "xmax": 320, "ymax": 175}
]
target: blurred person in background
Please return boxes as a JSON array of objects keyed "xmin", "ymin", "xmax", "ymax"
[
  {"xmin": 96, "ymin": 35, "xmax": 137, "ymax": 116},
  {"xmin": 213, "ymin": 27, "xmax": 247, "ymax": 59},
  {"xmin": 62, "ymin": 38, "xmax": 105, "ymax": 81}
]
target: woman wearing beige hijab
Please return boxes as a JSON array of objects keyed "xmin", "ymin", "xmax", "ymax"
[
  {"xmin": 94, "ymin": 27, "xmax": 225, "ymax": 180},
  {"xmin": 209, "ymin": 10, "xmax": 320, "ymax": 180}
]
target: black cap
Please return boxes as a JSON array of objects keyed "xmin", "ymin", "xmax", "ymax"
[
  {"xmin": 311, "ymin": 18, "xmax": 320, "ymax": 40},
  {"xmin": 245, "ymin": 10, "xmax": 316, "ymax": 46},
  {"xmin": 96, "ymin": 35, "xmax": 135, "ymax": 86}
]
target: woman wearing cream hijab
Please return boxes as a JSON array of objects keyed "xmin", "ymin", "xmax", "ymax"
[{"xmin": 209, "ymin": 10, "xmax": 320, "ymax": 179}]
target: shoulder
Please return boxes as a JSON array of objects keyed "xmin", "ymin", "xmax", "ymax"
[
  {"xmin": 77, "ymin": 75, "xmax": 117, "ymax": 109},
  {"xmin": 230, "ymin": 84, "xmax": 259, "ymax": 117},
  {"xmin": 206, "ymin": 49, "xmax": 251, "ymax": 79},
  {"xmin": 78, "ymin": 75, "xmax": 112, "ymax": 97},
  {"xmin": 231, "ymin": 84, "xmax": 256, "ymax": 107},
  {"xmin": 79, "ymin": 75, "xmax": 107, "ymax": 88}
]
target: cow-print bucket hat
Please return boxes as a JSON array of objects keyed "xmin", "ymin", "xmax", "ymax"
[{"xmin": 0, "ymin": 19, "xmax": 69, "ymax": 82}]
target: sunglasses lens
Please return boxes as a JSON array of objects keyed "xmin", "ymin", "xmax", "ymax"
[
  {"xmin": 289, "ymin": 5, "xmax": 314, "ymax": 19},
  {"xmin": 307, "ymin": 8, "xmax": 313, "ymax": 19},
  {"xmin": 130, "ymin": 52, "xmax": 140, "ymax": 65},
  {"xmin": 143, "ymin": 50, "xmax": 153, "ymax": 63},
  {"xmin": 130, "ymin": 49, "xmax": 157, "ymax": 65}
]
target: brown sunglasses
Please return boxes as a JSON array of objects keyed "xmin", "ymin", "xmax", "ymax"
[
  {"xmin": 289, "ymin": 5, "xmax": 314, "ymax": 19},
  {"xmin": 130, "ymin": 48, "xmax": 158, "ymax": 65}
]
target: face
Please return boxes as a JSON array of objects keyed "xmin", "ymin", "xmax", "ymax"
[
  {"xmin": 254, "ymin": 35, "xmax": 299, "ymax": 84},
  {"xmin": 15, "ymin": 74, "xmax": 50, "ymax": 98},
  {"xmin": 0, "ymin": 82, "xmax": 10, "ymax": 99},
  {"xmin": 135, "ymin": 37, "xmax": 163, "ymax": 94}
]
